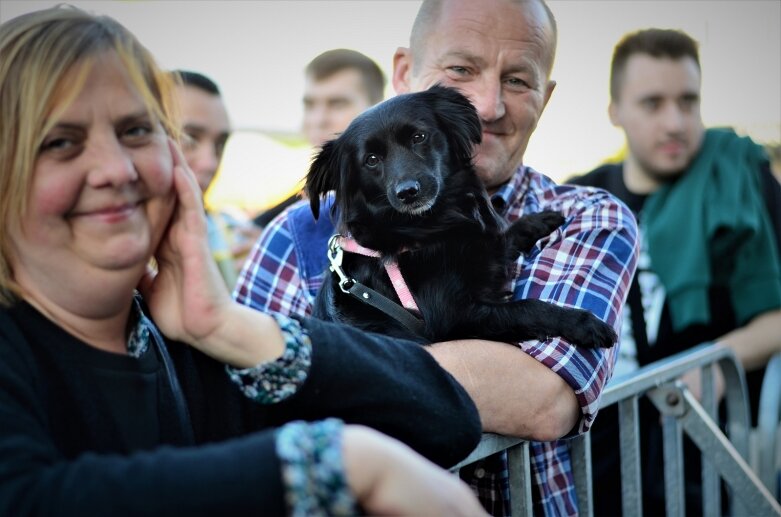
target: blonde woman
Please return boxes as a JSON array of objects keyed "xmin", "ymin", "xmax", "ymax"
[{"xmin": 0, "ymin": 6, "xmax": 485, "ymax": 516}]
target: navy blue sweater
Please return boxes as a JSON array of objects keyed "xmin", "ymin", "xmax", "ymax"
[{"xmin": 0, "ymin": 300, "xmax": 480, "ymax": 516}]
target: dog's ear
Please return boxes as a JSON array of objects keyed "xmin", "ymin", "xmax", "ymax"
[
  {"xmin": 305, "ymin": 139, "xmax": 341, "ymax": 220},
  {"xmin": 426, "ymin": 84, "xmax": 482, "ymax": 164}
]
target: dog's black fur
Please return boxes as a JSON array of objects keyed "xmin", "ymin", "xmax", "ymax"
[{"xmin": 306, "ymin": 85, "xmax": 616, "ymax": 348}]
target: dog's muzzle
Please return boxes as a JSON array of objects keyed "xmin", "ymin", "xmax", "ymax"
[{"xmin": 389, "ymin": 178, "xmax": 439, "ymax": 214}]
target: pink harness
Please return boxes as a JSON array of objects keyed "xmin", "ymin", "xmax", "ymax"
[{"xmin": 336, "ymin": 236, "xmax": 420, "ymax": 313}]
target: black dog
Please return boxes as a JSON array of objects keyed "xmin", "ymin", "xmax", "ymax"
[{"xmin": 306, "ymin": 85, "xmax": 616, "ymax": 348}]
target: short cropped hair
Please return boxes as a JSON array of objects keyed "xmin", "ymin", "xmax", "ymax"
[
  {"xmin": 174, "ymin": 69, "xmax": 221, "ymax": 96},
  {"xmin": 305, "ymin": 48, "xmax": 386, "ymax": 105},
  {"xmin": 0, "ymin": 5, "xmax": 178, "ymax": 305},
  {"xmin": 610, "ymin": 28, "xmax": 700, "ymax": 101}
]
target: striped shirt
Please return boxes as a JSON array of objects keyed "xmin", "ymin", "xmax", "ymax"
[{"xmin": 235, "ymin": 166, "xmax": 639, "ymax": 516}]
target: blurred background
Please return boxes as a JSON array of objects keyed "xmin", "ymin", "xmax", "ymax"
[{"xmin": 2, "ymin": 0, "xmax": 779, "ymax": 215}]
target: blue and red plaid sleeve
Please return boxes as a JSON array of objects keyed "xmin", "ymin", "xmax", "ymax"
[{"xmin": 507, "ymin": 174, "xmax": 638, "ymax": 433}]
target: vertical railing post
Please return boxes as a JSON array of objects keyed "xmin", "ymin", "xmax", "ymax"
[
  {"xmin": 718, "ymin": 355, "xmax": 753, "ymax": 517},
  {"xmin": 618, "ymin": 396, "xmax": 643, "ymax": 516},
  {"xmin": 700, "ymin": 364, "xmax": 721, "ymax": 515},
  {"xmin": 756, "ymin": 353, "xmax": 781, "ymax": 500},
  {"xmin": 571, "ymin": 433, "xmax": 593, "ymax": 517},
  {"xmin": 507, "ymin": 441, "xmax": 533, "ymax": 517},
  {"xmin": 646, "ymin": 383, "xmax": 688, "ymax": 517}
]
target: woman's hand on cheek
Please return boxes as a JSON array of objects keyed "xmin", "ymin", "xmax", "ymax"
[
  {"xmin": 139, "ymin": 140, "xmax": 284, "ymax": 368},
  {"xmin": 139, "ymin": 138, "xmax": 232, "ymax": 347}
]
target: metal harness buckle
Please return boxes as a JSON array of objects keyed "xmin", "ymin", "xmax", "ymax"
[{"xmin": 327, "ymin": 234, "xmax": 355, "ymax": 293}]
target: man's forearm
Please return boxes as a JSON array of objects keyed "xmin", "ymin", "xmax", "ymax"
[
  {"xmin": 425, "ymin": 340, "xmax": 579, "ymax": 441},
  {"xmin": 719, "ymin": 308, "xmax": 781, "ymax": 372}
]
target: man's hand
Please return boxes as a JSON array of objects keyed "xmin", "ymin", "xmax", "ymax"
[{"xmin": 679, "ymin": 366, "xmax": 726, "ymax": 403}]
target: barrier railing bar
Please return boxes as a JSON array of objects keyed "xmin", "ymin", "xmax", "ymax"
[
  {"xmin": 715, "ymin": 350, "xmax": 753, "ymax": 516},
  {"xmin": 618, "ymin": 396, "xmax": 642, "ymax": 516},
  {"xmin": 719, "ymin": 354, "xmax": 752, "ymax": 472},
  {"xmin": 451, "ymin": 434, "xmax": 531, "ymax": 516},
  {"xmin": 653, "ymin": 387, "xmax": 685, "ymax": 517},
  {"xmin": 602, "ymin": 342, "xmax": 732, "ymax": 407},
  {"xmin": 668, "ymin": 385, "xmax": 781, "ymax": 515},
  {"xmin": 451, "ymin": 433, "xmax": 524, "ymax": 470},
  {"xmin": 757, "ymin": 353, "xmax": 781, "ymax": 499},
  {"xmin": 507, "ymin": 441, "xmax": 533, "ymax": 517},
  {"xmin": 700, "ymin": 364, "xmax": 721, "ymax": 516},
  {"xmin": 571, "ymin": 433, "xmax": 593, "ymax": 517}
]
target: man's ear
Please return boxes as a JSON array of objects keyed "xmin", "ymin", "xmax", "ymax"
[
  {"xmin": 392, "ymin": 47, "xmax": 413, "ymax": 94},
  {"xmin": 543, "ymin": 79, "xmax": 556, "ymax": 110},
  {"xmin": 608, "ymin": 101, "xmax": 621, "ymax": 127}
]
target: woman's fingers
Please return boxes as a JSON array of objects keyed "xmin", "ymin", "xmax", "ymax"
[{"xmin": 168, "ymin": 137, "xmax": 205, "ymax": 221}]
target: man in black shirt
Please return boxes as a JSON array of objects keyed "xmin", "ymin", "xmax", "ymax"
[{"xmin": 569, "ymin": 28, "xmax": 781, "ymax": 515}]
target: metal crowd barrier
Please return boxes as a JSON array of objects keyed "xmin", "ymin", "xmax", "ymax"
[
  {"xmin": 757, "ymin": 352, "xmax": 781, "ymax": 501},
  {"xmin": 451, "ymin": 434, "xmax": 532, "ymax": 515},
  {"xmin": 452, "ymin": 343, "xmax": 781, "ymax": 516}
]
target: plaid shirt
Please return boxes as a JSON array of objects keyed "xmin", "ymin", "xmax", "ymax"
[{"xmin": 235, "ymin": 166, "xmax": 638, "ymax": 516}]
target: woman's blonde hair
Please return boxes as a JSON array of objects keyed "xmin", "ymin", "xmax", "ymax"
[{"xmin": 0, "ymin": 5, "xmax": 180, "ymax": 305}]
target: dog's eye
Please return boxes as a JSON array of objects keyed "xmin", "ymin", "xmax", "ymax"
[
  {"xmin": 364, "ymin": 154, "xmax": 381, "ymax": 168},
  {"xmin": 412, "ymin": 132, "xmax": 427, "ymax": 144}
]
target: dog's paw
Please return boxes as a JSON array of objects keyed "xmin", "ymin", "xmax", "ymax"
[
  {"xmin": 506, "ymin": 210, "xmax": 566, "ymax": 254},
  {"xmin": 561, "ymin": 309, "xmax": 617, "ymax": 348},
  {"xmin": 525, "ymin": 210, "xmax": 565, "ymax": 235}
]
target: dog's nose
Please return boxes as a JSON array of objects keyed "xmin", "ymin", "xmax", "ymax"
[{"xmin": 395, "ymin": 180, "xmax": 421, "ymax": 203}]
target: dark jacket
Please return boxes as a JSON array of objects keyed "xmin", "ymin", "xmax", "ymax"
[{"xmin": 0, "ymin": 300, "xmax": 480, "ymax": 516}]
